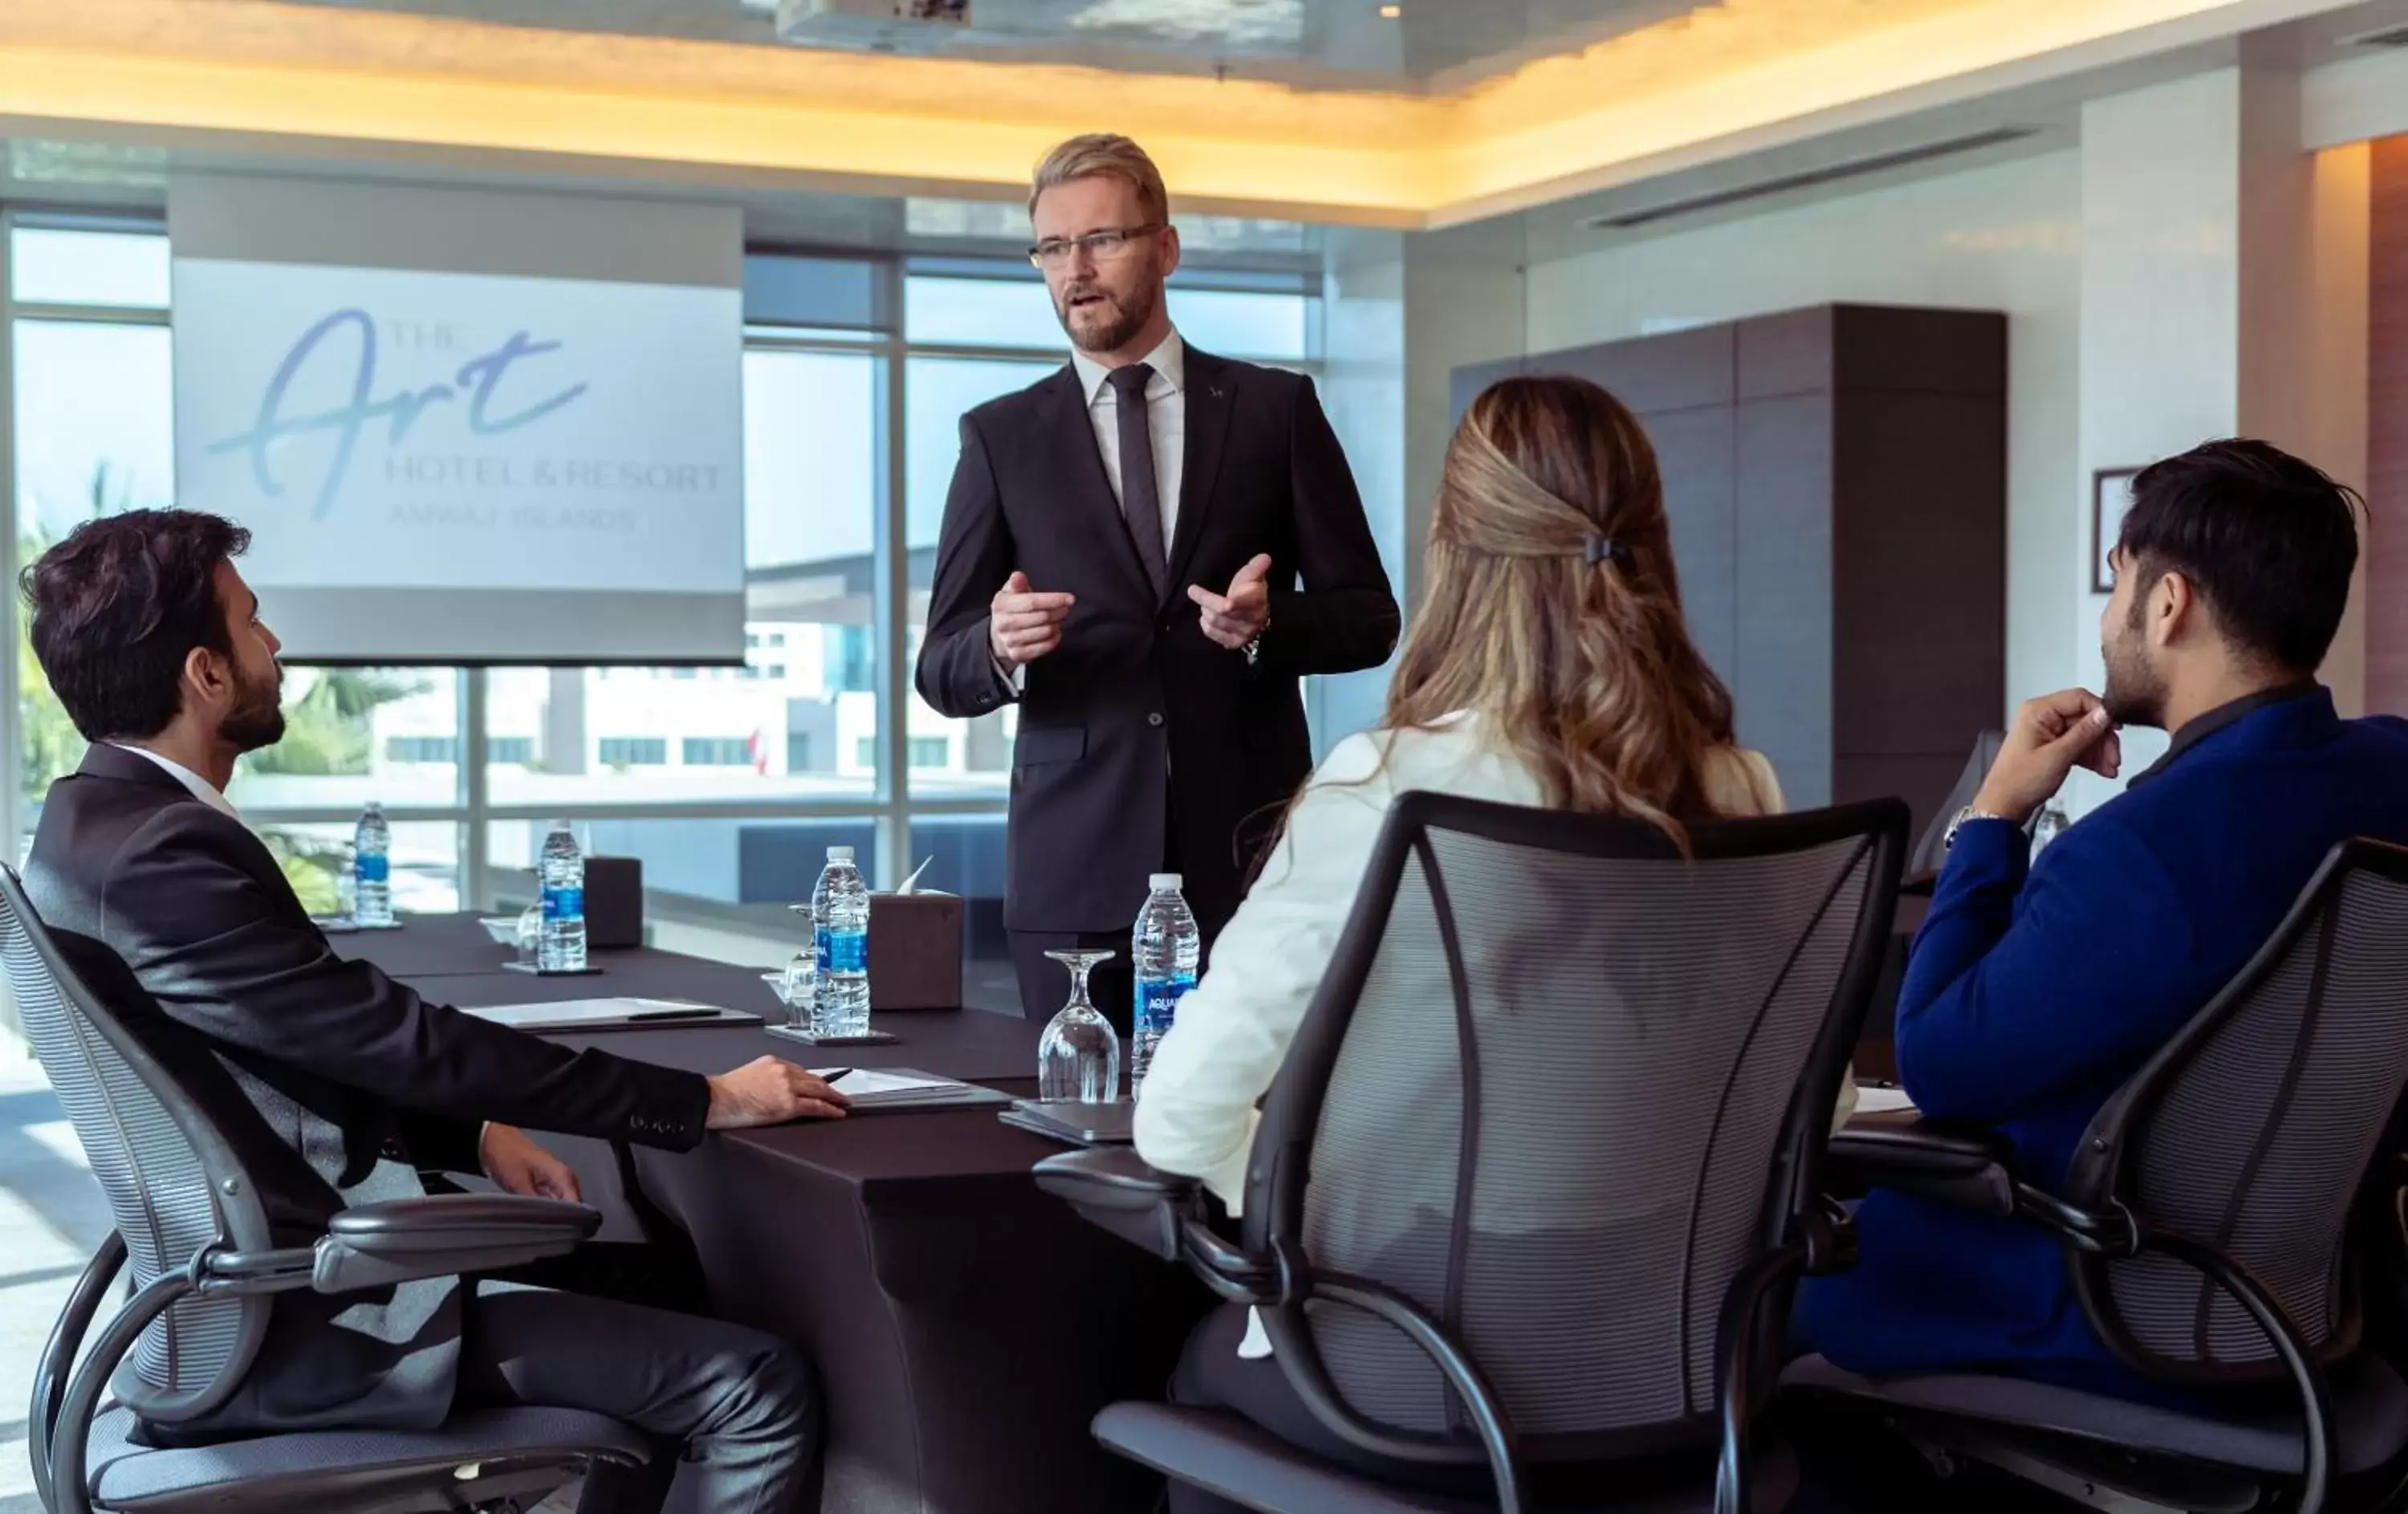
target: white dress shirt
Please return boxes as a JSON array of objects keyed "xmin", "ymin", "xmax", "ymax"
[
  {"xmin": 1130, "ymin": 714, "xmax": 1825, "ymax": 1358},
  {"xmin": 995, "ymin": 328, "xmax": 1189, "ymax": 693},
  {"xmin": 1071, "ymin": 328, "xmax": 1187, "ymax": 545},
  {"xmin": 111, "ymin": 743, "xmax": 241, "ymax": 820}
]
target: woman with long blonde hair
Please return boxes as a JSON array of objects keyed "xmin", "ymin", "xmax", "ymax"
[
  {"xmin": 1378, "ymin": 372, "xmax": 1763, "ymax": 837},
  {"xmin": 1132, "ymin": 375, "xmax": 1792, "ymax": 1503}
]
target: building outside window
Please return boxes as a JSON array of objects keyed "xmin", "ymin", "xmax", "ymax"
[
  {"xmin": 387, "ymin": 737, "xmax": 461, "ymax": 765},
  {"xmin": 683, "ymin": 738, "xmax": 755, "ymax": 767},
  {"xmin": 597, "ymin": 737, "xmax": 669, "ymax": 767}
]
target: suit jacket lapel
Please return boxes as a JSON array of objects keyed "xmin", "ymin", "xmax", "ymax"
[
  {"xmin": 1165, "ymin": 347, "xmax": 1232, "ymax": 609},
  {"xmin": 1042, "ymin": 365, "xmax": 1154, "ymax": 601}
]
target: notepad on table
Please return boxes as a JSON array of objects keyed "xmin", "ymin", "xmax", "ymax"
[
  {"xmin": 459, "ymin": 998, "xmax": 760, "ymax": 1032},
  {"xmin": 811, "ymin": 1066, "xmax": 1010, "ymax": 1111},
  {"xmin": 816, "ymin": 1068, "xmax": 954, "ymax": 1100},
  {"xmin": 1855, "ymin": 1084, "xmax": 1917, "ymax": 1115}
]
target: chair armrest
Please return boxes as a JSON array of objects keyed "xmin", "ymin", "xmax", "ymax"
[
  {"xmin": 1032, "ymin": 1148, "xmax": 1201, "ymax": 1262},
  {"xmin": 1828, "ymin": 1123, "xmax": 2016, "ymax": 1215},
  {"xmin": 311, "ymin": 1194, "xmax": 600, "ymax": 1293},
  {"xmin": 1033, "ymin": 1146, "xmax": 1201, "ymax": 1206}
]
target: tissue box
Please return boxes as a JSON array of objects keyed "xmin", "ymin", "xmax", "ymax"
[
  {"xmin": 584, "ymin": 856, "xmax": 644, "ymax": 949},
  {"xmin": 868, "ymin": 890, "xmax": 963, "ymax": 1011}
]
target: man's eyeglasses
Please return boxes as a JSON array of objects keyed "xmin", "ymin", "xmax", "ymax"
[{"xmin": 1027, "ymin": 224, "xmax": 1164, "ymax": 270}]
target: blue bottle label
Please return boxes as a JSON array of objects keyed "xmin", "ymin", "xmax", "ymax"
[
  {"xmin": 1137, "ymin": 971, "xmax": 1195, "ymax": 1034},
  {"xmin": 354, "ymin": 853, "xmax": 388, "ymax": 884},
  {"xmin": 542, "ymin": 886, "xmax": 583, "ymax": 922},
  {"xmin": 815, "ymin": 925, "xmax": 832, "ymax": 974},
  {"xmin": 827, "ymin": 928, "xmax": 868, "ymax": 975}
]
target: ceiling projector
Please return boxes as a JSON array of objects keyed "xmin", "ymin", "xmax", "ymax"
[{"xmin": 775, "ymin": 0, "xmax": 974, "ymax": 53}]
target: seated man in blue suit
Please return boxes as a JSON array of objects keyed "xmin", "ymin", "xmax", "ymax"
[{"xmin": 1797, "ymin": 438, "xmax": 2408, "ymax": 1399}]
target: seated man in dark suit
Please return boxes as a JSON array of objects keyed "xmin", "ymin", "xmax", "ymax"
[
  {"xmin": 1797, "ymin": 438, "xmax": 2408, "ymax": 1400},
  {"xmin": 20, "ymin": 509, "xmax": 852, "ymax": 1514}
]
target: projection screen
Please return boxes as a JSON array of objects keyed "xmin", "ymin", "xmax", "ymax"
[{"xmin": 170, "ymin": 174, "xmax": 746, "ymax": 665}]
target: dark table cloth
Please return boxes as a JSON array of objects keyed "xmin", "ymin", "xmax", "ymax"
[
  {"xmin": 344, "ymin": 914, "xmax": 1202, "ymax": 1514},
  {"xmin": 327, "ymin": 909, "xmax": 527, "ymax": 977}
]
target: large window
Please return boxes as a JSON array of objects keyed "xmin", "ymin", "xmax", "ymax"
[
  {"xmin": 229, "ymin": 668, "xmax": 464, "ymax": 812},
  {"xmin": 905, "ymin": 352, "xmax": 1054, "ymax": 800},
  {"xmin": 5, "ymin": 218, "xmax": 1317, "ymax": 963},
  {"xmin": 10, "ymin": 244, "xmax": 178, "ymax": 836}
]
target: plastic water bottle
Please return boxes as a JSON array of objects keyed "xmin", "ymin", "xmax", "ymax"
[
  {"xmin": 352, "ymin": 803, "xmax": 393, "ymax": 926},
  {"xmin": 539, "ymin": 821, "xmax": 588, "ymax": 973},
  {"xmin": 1131, "ymin": 873, "xmax": 1200, "ymax": 1093},
  {"xmin": 811, "ymin": 846, "xmax": 871, "ymax": 1036}
]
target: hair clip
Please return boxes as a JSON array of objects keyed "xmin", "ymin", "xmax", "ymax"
[{"xmin": 1584, "ymin": 534, "xmax": 1624, "ymax": 566}]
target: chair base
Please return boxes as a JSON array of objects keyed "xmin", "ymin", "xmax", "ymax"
[
  {"xmin": 1093, "ymin": 1402, "xmax": 1798, "ymax": 1514},
  {"xmin": 86, "ymin": 1405, "xmax": 649, "ymax": 1514},
  {"xmin": 1784, "ymin": 1353, "xmax": 2408, "ymax": 1514},
  {"xmin": 1875, "ymin": 1405, "xmax": 2274, "ymax": 1514}
]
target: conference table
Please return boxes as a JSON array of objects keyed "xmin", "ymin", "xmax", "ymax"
[{"xmin": 340, "ymin": 914, "xmax": 1206, "ymax": 1514}]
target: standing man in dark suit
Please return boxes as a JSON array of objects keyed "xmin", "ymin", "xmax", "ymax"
[
  {"xmin": 916, "ymin": 134, "xmax": 1399, "ymax": 1029},
  {"xmin": 20, "ymin": 510, "xmax": 851, "ymax": 1514}
]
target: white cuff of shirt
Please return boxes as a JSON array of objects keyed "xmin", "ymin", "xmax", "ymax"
[{"xmin": 988, "ymin": 649, "xmax": 1026, "ymax": 696}]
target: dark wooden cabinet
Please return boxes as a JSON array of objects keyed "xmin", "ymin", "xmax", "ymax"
[{"xmin": 1451, "ymin": 303, "xmax": 2007, "ymax": 834}]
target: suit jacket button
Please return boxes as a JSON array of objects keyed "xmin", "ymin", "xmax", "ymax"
[{"xmin": 1147, "ymin": 713, "xmax": 1164, "ymax": 727}]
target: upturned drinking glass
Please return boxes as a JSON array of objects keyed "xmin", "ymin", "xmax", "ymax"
[
  {"xmin": 1038, "ymin": 949, "xmax": 1121, "ymax": 1104},
  {"xmin": 515, "ymin": 904, "xmax": 543, "ymax": 969},
  {"xmin": 781, "ymin": 951, "xmax": 817, "ymax": 1032}
]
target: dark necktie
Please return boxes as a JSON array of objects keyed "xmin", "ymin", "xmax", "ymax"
[{"xmin": 1106, "ymin": 363, "xmax": 1169, "ymax": 597}]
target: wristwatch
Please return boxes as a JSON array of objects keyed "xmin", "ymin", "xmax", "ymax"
[{"xmin": 1942, "ymin": 805, "xmax": 2015, "ymax": 851}]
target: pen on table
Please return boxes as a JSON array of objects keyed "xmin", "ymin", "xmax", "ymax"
[
  {"xmin": 625, "ymin": 1007, "xmax": 722, "ymax": 1023},
  {"xmin": 820, "ymin": 1068, "xmax": 854, "ymax": 1085}
]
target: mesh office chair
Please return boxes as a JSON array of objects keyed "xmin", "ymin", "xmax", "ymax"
[
  {"xmin": 2, "ymin": 862, "xmax": 650, "ymax": 1514},
  {"xmin": 1904, "ymin": 730, "xmax": 2006, "ymax": 886},
  {"xmin": 1038, "ymin": 792, "xmax": 1910, "ymax": 1514},
  {"xmin": 1788, "ymin": 836, "xmax": 2408, "ymax": 1514}
]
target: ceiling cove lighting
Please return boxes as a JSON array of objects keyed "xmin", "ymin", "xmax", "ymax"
[{"xmin": 0, "ymin": 0, "xmax": 2324, "ymax": 228}]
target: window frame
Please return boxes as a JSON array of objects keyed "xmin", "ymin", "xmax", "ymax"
[{"xmin": 1, "ymin": 215, "xmax": 1324, "ymax": 914}]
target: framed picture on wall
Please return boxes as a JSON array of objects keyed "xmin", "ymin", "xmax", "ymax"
[{"xmin": 2091, "ymin": 467, "xmax": 2142, "ymax": 595}]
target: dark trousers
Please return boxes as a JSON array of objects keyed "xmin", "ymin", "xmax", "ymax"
[
  {"xmin": 1009, "ymin": 929, "xmax": 1137, "ymax": 1038},
  {"xmin": 453, "ymin": 1277, "xmax": 820, "ymax": 1514}
]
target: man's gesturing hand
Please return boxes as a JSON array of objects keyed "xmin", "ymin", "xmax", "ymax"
[
  {"xmin": 705, "ymin": 1056, "xmax": 853, "ymax": 1129},
  {"xmin": 1188, "ymin": 554, "xmax": 1273, "ymax": 651},
  {"xmin": 1972, "ymin": 688, "xmax": 2123, "ymax": 825},
  {"xmin": 989, "ymin": 572, "xmax": 1075, "ymax": 671}
]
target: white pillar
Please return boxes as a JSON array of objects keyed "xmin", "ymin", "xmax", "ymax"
[
  {"xmin": 1312, "ymin": 218, "xmax": 1528, "ymax": 756},
  {"xmin": 1313, "ymin": 226, "xmax": 1407, "ymax": 756},
  {"xmin": 2068, "ymin": 62, "xmax": 2369, "ymax": 813}
]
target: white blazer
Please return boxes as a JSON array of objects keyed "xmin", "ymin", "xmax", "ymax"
[{"xmin": 1133, "ymin": 711, "xmax": 1845, "ymax": 1215}]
